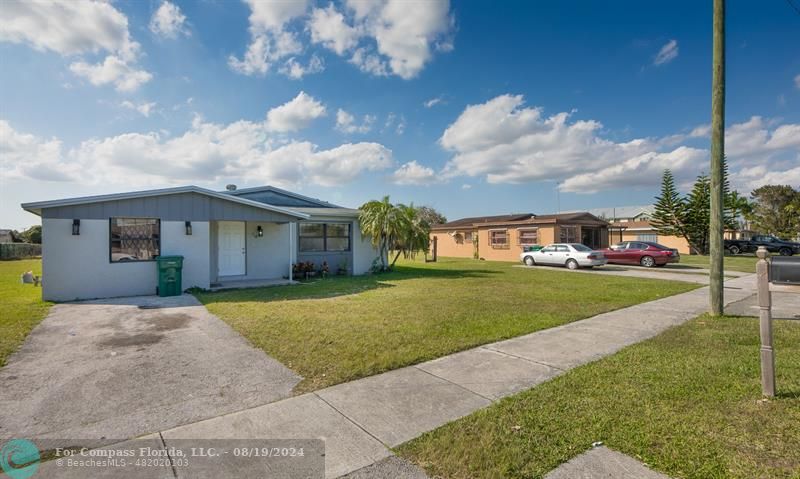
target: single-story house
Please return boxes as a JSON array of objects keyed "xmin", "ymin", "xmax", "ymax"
[
  {"xmin": 430, "ymin": 212, "xmax": 610, "ymax": 262},
  {"xmin": 0, "ymin": 229, "xmax": 16, "ymax": 243},
  {"xmin": 21, "ymin": 185, "xmax": 380, "ymax": 301},
  {"xmin": 589, "ymin": 205, "xmax": 747, "ymax": 255}
]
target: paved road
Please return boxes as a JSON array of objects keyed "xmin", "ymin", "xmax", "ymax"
[
  {"xmin": 514, "ymin": 263, "xmax": 753, "ymax": 284},
  {"xmin": 0, "ymin": 294, "xmax": 300, "ymax": 444}
]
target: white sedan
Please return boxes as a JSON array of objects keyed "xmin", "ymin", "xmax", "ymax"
[{"xmin": 520, "ymin": 243, "xmax": 607, "ymax": 269}]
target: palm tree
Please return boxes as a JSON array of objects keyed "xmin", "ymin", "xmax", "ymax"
[
  {"xmin": 390, "ymin": 203, "xmax": 430, "ymax": 267},
  {"xmin": 359, "ymin": 196, "xmax": 403, "ymax": 271},
  {"xmin": 726, "ymin": 190, "xmax": 752, "ymax": 231}
]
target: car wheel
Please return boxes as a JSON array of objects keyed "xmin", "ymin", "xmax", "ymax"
[
  {"xmin": 524, "ymin": 256, "xmax": 535, "ymax": 266},
  {"xmin": 640, "ymin": 256, "xmax": 656, "ymax": 268},
  {"xmin": 779, "ymin": 247, "xmax": 793, "ymax": 256},
  {"xmin": 566, "ymin": 259, "xmax": 579, "ymax": 270},
  {"xmin": 729, "ymin": 245, "xmax": 740, "ymax": 255}
]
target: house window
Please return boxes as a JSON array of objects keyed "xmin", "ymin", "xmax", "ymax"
[
  {"xmin": 518, "ymin": 228, "xmax": 538, "ymax": 245},
  {"xmin": 299, "ymin": 223, "xmax": 350, "ymax": 252},
  {"xmin": 559, "ymin": 225, "xmax": 578, "ymax": 243},
  {"xmin": 110, "ymin": 218, "xmax": 160, "ymax": 262},
  {"xmin": 464, "ymin": 231, "xmax": 473, "ymax": 243},
  {"xmin": 637, "ymin": 234, "xmax": 657, "ymax": 242},
  {"xmin": 490, "ymin": 230, "xmax": 508, "ymax": 248}
]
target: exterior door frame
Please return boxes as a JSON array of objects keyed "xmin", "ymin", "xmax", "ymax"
[{"xmin": 217, "ymin": 221, "xmax": 246, "ymax": 277}]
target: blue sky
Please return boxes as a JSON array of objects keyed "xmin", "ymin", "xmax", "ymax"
[{"xmin": 1, "ymin": 0, "xmax": 799, "ymax": 229}]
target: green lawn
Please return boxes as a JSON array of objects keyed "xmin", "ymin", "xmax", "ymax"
[
  {"xmin": 398, "ymin": 315, "xmax": 800, "ymax": 479},
  {"xmin": 679, "ymin": 254, "xmax": 758, "ymax": 273},
  {"xmin": 0, "ymin": 259, "xmax": 51, "ymax": 367},
  {"xmin": 196, "ymin": 257, "xmax": 697, "ymax": 392}
]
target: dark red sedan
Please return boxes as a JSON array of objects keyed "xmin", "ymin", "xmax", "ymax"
[{"xmin": 600, "ymin": 241, "xmax": 680, "ymax": 267}]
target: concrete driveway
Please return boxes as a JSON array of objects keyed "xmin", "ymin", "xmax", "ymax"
[{"xmin": 0, "ymin": 294, "xmax": 300, "ymax": 443}]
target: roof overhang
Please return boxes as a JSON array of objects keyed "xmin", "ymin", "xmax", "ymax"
[{"xmin": 20, "ymin": 185, "xmax": 311, "ymax": 219}]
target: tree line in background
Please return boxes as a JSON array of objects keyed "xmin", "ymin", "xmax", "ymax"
[
  {"xmin": 358, "ymin": 197, "xmax": 446, "ymax": 271},
  {"xmin": 4, "ymin": 225, "xmax": 41, "ymax": 244},
  {"xmin": 652, "ymin": 167, "xmax": 800, "ymax": 254}
]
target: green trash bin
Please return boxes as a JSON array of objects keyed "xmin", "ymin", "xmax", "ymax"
[{"xmin": 157, "ymin": 255, "xmax": 184, "ymax": 297}]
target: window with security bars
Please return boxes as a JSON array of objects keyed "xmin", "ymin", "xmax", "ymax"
[
  {"xmin": 490, "ymin": 230, "xmax": 508, "ymax": 248},
  {"xmin": 518, "ymin": 228, "xmax": 538, "ymax": 245},
  {"xmin": 110, "ymin": 218, "xmax": 160, "ymax": 262}
]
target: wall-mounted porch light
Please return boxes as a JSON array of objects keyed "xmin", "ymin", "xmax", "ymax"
[
  {"xmin": 72, "ymin": 219, "xmax": 80, "ymax": 235},
  {"xmin": 256, "ymin": 225, "xmax": 264, "ymax": 237},
  {"xmin": 185, "ymin": 221, "xmax": 192, "ymax": 235}
]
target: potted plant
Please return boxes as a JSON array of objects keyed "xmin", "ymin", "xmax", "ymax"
[{"xmin": 321, "ymin": 261, "xmax": 330, "ymax": 278}]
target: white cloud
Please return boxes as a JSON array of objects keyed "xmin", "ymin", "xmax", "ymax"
[
  {"xmin": 279, "ymin": 55, "xmax": 324, "ymax": 79},
  {"xmin": 70, "ymin": 56, "xmax": 153, "ymax": 92},
  {"xmin": 391, "ymin": 161, "xmax": 439, "ymax": 185},
  {"xmin": 120, "ymin": 101, "xmax": 157, "ymax": 117},
  {"xmin": 308, "ymin": 4, "xmax": 360, "ymax": 55},
  {"xmin": 383, "ymin": 112, "xmax": 406, "ymax": 135},
  {"xmin": 0, "ymin": 117, "xmax": 393, "ymax": 188},
  {"xmin": 461, "ymin": 184, "xmax": 472, "ymax": 189},
  {"xmin": 265, "ymin": 92, "xmax": 327, "ymax": 132},
  {"xmin": 0, "ymin": 120, "xmax": 76, "ymax": 181},
  {"xmin": 229, "ymin": 0, "xmax": 308, "ymax": 76},
  {"xmin": 364, "ymin": 0, "xmax": 452, "ymax": 79},
  {"xmin": 794, "ymin": 73, "xmax": 800, "ymax": 90},
  {"xmin": 335, "ymin": 109, "xmax": 375, "ymax": 134},
  {"xmin": 424, "ymin": 96, "xmax": 444, "ymax": 108},
  {"xmin": 560, "ymin": 146, "xmax": 707, "ymax": 193},
  {"xmin": 0, "ymin": 0, "xmax": 138, "ymax": 60},
  {"xmin": 653, "ymin": 39, "xmax": 678, "ymax": 66},
  {"xmin": 229, "ymin": 30, "xmax": 303, "ymax": 76},
  {"xmin": 231, "ymin": 0, "xmax": 453, "ymax": 79},
  {"xmin": 689, "ymin": 124, "xmax": 710, "ymax": 137},
  {"xmin": 149, "ymin": 1, "xmax": 189, "ymax": 39},
  {"xmin": 349, "ymin": 47, "xmax": 389, "ymax": 76},
  {"xmin": 438, "ymin": 94, "xmax": 800, "ymax": 194},
  {"xmin": 0, "ymin": 0, "xmax": 151, "ymax": 91}
]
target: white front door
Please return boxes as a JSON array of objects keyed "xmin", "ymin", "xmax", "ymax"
[{"xmin": 218, "ymin": 221, "xmax": 246, "ymax": 276}]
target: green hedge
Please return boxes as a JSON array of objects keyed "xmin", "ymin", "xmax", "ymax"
[{"xmin": 0, "ymin": 243, "xmax": 42, "ymax": 260}]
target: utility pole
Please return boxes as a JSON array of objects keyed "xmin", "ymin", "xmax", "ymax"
[{"xmin": 709, "ymin": 0, "xmax": 725, "ymax": 315}]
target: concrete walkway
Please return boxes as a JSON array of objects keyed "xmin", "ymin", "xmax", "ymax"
[
  {"xmin": 544, "ymin": 446, "xmax": 671, "ymax": 479},
  {"xmin": 159, "ymin": 274, "xmax": 758, "ymax": 478}
]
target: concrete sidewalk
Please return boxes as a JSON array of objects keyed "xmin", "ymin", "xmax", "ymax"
[{"xmin": 159, "ymin": 274, "xmax": 758, "ymax": 478}]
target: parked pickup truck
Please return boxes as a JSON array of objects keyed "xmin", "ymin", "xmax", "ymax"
[{"xmin": 725, "ymin": 235, "xmax": 800, "ymax": 256}]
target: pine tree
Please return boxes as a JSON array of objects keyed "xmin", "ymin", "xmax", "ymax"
[
  {"xmin": 685, "ymin": 174, "xmax": 712, "ymax": 254},
  {"xmin": 652, "ymin": 170, "xmax": 687, "ymax": 238}
]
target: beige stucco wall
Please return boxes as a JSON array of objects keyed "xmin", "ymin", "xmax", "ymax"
[
  {"xmin": 432, "ymin": 224, "xmax": 607, "ymax": 263},
  {"xmin": 618, "ymin": 232, "xmax": 691, "ymax": 254},
  {"xmin": 431, "ymin": 232, "xmax": 474, "ymax": 258}
]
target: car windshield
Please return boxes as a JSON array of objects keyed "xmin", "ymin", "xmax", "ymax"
[{"xmin": 570, "ymin": 244, "xmax": 593, "ymax": 252}]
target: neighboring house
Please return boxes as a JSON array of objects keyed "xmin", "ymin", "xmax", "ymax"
[
  {"xmin": 584, "ymin": 205, "xmax": 692, "ymax": 254},
  {"xmin": 430, "ymin": 212, "xmax": 609, "ymax": 262},
  {"xmin": 0, "ymin": 229, "xmax": 15, "ymax": 243},
  {"xmin": 21, "ymin": 185, "xmax": 380, "ymax": 301}
]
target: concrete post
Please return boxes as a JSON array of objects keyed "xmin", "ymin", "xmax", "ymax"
[{"xmin": 756, "ymin": 246, "xmax": 775, "ymax": 397}]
